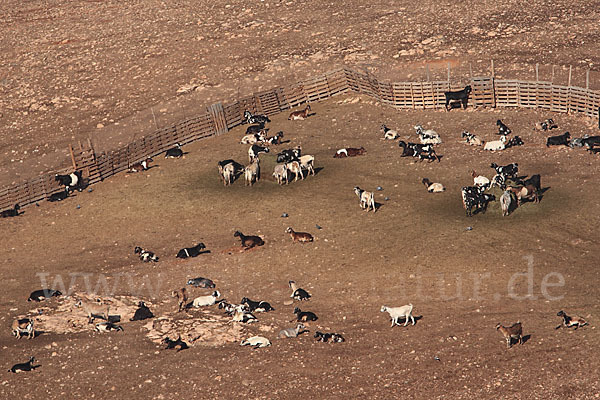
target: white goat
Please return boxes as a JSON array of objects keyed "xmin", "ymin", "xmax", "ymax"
[
  {"xmin": 380, "ymin": 304, "xmax": 415, "ymax": 327},
  {"xmin": 500, "ymin": 190, "xmax": 513, "ymax": 216},
  {"xmin": 231, "ymin": 308, "xmax": 258, "ymax": 323},
  {"xmin": 273, "ymin": 164, "xmax": 289, "ymax": 185},
  {"xmin": 414, "ymin": 125, "xmax": 442, "ymax": 145},
  {"xmin": 484, "ymin": 135, "xmax": 507, "ymax": 151},
  {"xmin": 285, "ymin": 160, "xmax": 304, "ymax": 182},
  {"xmin": 240, "ymin": 336, "xmax": 271, "ymax": 348},
  {"xmin": 220, "ymin": 163, "xmax": 235, "ymax": 186},
  {"xmin": 353, "ymin": 186, "xmax": 376, "ymax": 212},
  {"xmin": 192, "ymin": 291, "xmax": 220, "ymax": 307},
  {"xmin": 244, "ymin": 159, "xmax": 260, "ymax": 186},
  {"xmin": 75, "ymin": 299, "xmax": 110, "ymax": 324},
  {"xmin": 278, "ymin": 323, "xmax": 305, "ymax": 338},
  {"xmin": 381, "ymin": 124, "xmax": 399, "ymax": 140},
  {"xmin": 298, "ymin": 155, "xmax": 315, "ymax": 176},
  {"xmin": 471, "ymin": 170, "xmax": 490, "ymax": 189}
]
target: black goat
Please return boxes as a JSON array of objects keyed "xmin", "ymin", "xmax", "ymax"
[
  {"xmin": 506, "ymin": 136, "xmax": 524, "ymax": 148},
  {"xmin": 537, "ymin": 118, "xmax": 558, "ymax": 131},
  {"xmin": 496, "ymin": 120, "xmax": 512, "ymax": 136},
  {"xmin": 245, "ymin": 122, "xmax": 266, "ymax": 135},
  {"xmin": 55, "ymin": 171, "xmax": 83, "ymax": 192},
  {"xmin": 264, "ymin": 131, "xmax": 284, "ymax": 145},
  {"xmin": 1, "ymin": 204, "xmax": 20, "ymax": 218},
  {"xmin": 48, "ymin": 187, "xmax": 70, "ymax": 202},
  {"xmin": 515, "ymin": 174, "xmax": 541, "ymax": 191},
  {"xmin": 28, "ymin": 289, "xmax": 62, "ymax": 302},
  {"xmin": 293, "ymin": 307, "xmax": 318, "ymax": 322},
  {"xmin": 444, "ymin": 85, "xmax": 471, "ymax": 111},
  {"xmin": 244, "ymin": 111, "xmax": 270, "ymax": 125},
  {"xmin": 176, "ymin": 243, "xmax": 207, "ymax": 259},
  {"xmin": 130, "ymin": 301, "xmax": 154, "ymax": 321},
  {"xmin": 8, "ymin": 357, "xmax": 39, "ymax": 373},
  {"xmin": 314, "ymin": 331, "xmax": 345, "ymax": 343},
  {"xmin": 134, "ymin": 246, "xmax": 159, "ymax": 262},
  {"xmin": 580, "ymin": 135, "xmax": 600, "ymax": 149},
  {"xmin": 187, "ymin": 277, "xmax": 215, "ymax": 288},
  {"xmin": 248, "ymin": 144, "xmax": 270, "ymax": 162},
  {"xmin": 234, "ymin": 231, "xmax": 264, "ymax": 249},
  {"xmin": 546, "ymin": 131, "xmax": 571, "ymax": 147},
  {"xmin": 240, "ymin": 297, "xmax": 275, "ymax": 313},
  {"xmin": 490, "ymin": 162, "xmax": 518, "ymax": 178},
  {"xmin": 165, "ymin": 143, "xmax": 184, "ymax": 158},
  {"xmin": 163, "ymin": 336, "xmax": 189, "ymax": 352},
  {"xmin": 277, "ymin": 147, "xmax": 301, "ymax": 163}
]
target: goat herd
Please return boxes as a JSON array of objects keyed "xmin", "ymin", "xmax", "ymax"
[{"xmin": 5, "ymin": 101, "xmax": 595, "ymax": 374}]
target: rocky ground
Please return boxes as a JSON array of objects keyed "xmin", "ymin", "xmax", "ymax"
[{"xmin": 1, "ymin": 1, "xmax": 600, "ymax": 399}]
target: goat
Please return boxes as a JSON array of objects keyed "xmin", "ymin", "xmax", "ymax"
[
  {"xmin": 28, "ymin": 289, "xmax": 62, "ymax": 302},
  {"xmin": 381, "ymin": 124, "xmax": 399, "ymax": 140},
  {"xmin": 461, "ymin": 186, "xmax": 484, "ymax": 217},
  {"xmin": 293, "ymin": 307, "xmax": 318, "ymax": 322},
  {"xmin": 289, "ymin": 280, "xmax": 311, "ymax": 301},
  {"xmin": 187, "ymin": 277, "xmax": 215, "ymax": 288},
  {"xmin": 278, "ymin": 323, "xmax": 306, "ymax": 338},
  {"xmin": 535, "ymin": 118, "xmax": 558, "ymax": 131},
  {"xmin": 462, "ymin": 130, "xmax": 484, "ymax": 146},
  {"xmin": 556, "ymin": 310, "xmax": 588, "ymax": 330},
  {"xmin": 244, "ymin": 110, "xmax": 270, "ymax": 125},
  {"xmin": 288, "ymin": 104, "xmax": 311, "ymax": 120},
  {"xmin": 422, "ymin": 178, "xmax": 445, "ymax": 193},
  {"xmin": 130, "ymin": 301, "xmax": 154, "ymax": 321},
  {"xmin": 8, "ymin": 357, "xmax": 39, "ymax": 373},
  {"xmin": 240, "ymin": 297, "xmax": 275, "ymax": 313},
  {"xmin": 176, "ymin": 242, "xmax": 206, "ymax": 259},
  {"xmin": 471, "ymin": 170, "xmax": 490, "ymax": 189},
  {"xmin": 398, "ymin": 141, "xmax": 440, "ymax": 162},
  {"xmin": 496, "ymin": 322, "xmax": 523, "ymax": 348},
  {"xmin": 220, "ymin": 163, "xmax": 235, "ymax": 186},
  {"xmin": 508, "ymin": 184, "xmax": 539, "ymax": 205},
  {"xmin": 163, "ymin": 336, "xmax": 189, "ymax": 351},
  {"xmin": 277, "ymin": 147, "xmax": 301, "ymax": 163},
  {"xmin": 546, "ymin": 131, "xmax": 571, "ymax": 147},
  {"xmin": 476, "ymin": 193, "xmax": 496, "ymax": 213},
  {"xmin": 314, "ymin": 331, "xmax": 345, "ymax": 343},
  {"xmin": 134, "ymin": 246, "xmax": 159, "ymax": 262},
  {"xmin": 496, "ymin": 119, "xmax": 512, "ymax": 136},
  {"xmin": 240, "ymin": 132, "xmax": 263, "ymax": 145},
  {"xmin": 298, "ymin": 155, "xmax": 315, "ymax": 176},
  {"xmin": 263, "ymin": 131, "xmax": 284, "ymax": 145},
  {"xmin": 171, "ymin": 288, "xmax": 188, "ymax": 312},
  {"xmin": 273, "ymin": 163, "xmax": 289, "ymax": 185},
  {"xmin": 285, "ymin": 160, "xmax": 304, "ymax": 182},
  {"xmin": 12, "ymin": 318, "xmax": 34, "ymax": 339},
  {"xmin": 1, "ymin": 204, "xmax": 20, "ymax": 218},
  {"xmin": 514, "ymin": 174, "xmax": 541, "ymax": 191},
  {"xmin": 444, "ymin": 85, "xmax": 471, "ymax": 110},
  {"xmin": 506, "ymin": 136, "xmax": 524, "ymax": 148},
  {"xmin": 380, "ymin": 304, "xmax": 415, "ymax": 327},
  {"xmin": 500, "ymin": 190, "xmax": 514, "ymax": 217},
  {"xmin": 48, "ymin": 187, "xmax": 70, "ymax": 202},
  {"xmin": 244, "ymin": 159, "xmax": 260, "ymax": 186},
  {"xmin": 231, "ymin": 308, "xmax": 258, "ymax": 323},
  {"xmin": 192, "ymin": 291, "xmax": 220, "ymax": 308},
  {"xmin": 286, "ymin": 227, "xmax": 314, "ymax": 243},
  {"xmin": 580, "ymin": 135, "xmax": 600, "ymax": 149},
  {"xmin": 75, "ymin": 298, "xmax": 110, "ymax": 324},
  {"xmin": 127, "ymin": 158, "xmax": 153, "ymax": 173},
  {"xmin": 484, "ymin": 135, "xmax": 507, "ymax": 151},
  {"xmin": 163, "ymin": 143, "xmax": 183, "ymax": 158},
  {"xmin": 248, "ymin": 144, "xmax": 269, "ymax": 162},
  {"xmin": 240, "ymin": 336, "xmax": 271, "ymax": 348},
  {"xmin": 333, "ymin": 147, "xmax": 367, "ymax": 158},
  {"xmin": 491, "ymin": 162, "xmax": 518, "ymax": 178},
  {"xmin": 234, "ymin": 231, "xmax": 264, "ymax": 249},
  {"xmin": 414, "ymin": 125, "xmax": 442, "ymax": 145},
  {"xmin": 95, "ymin": 322, "xmax": 123, "ymax": 333},
  {"xmin": 353, "ymin": 186, "xmax": 376, "ymax": 212},
  {"xmin": 55, "ymin": 171, "xmax": 83, "ymax": 192},
  {"xmin": 217, "ymin": 300, "xmax": 245, "ymax": 316}
]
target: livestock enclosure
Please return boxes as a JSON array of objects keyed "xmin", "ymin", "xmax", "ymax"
[{"xmin": 1, "ymin": 64, "xmax": 600, "ymax": 213}]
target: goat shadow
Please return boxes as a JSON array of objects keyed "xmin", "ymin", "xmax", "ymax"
[
  {"xmin": 312, "ymin": 167, "xmax": 325, "ymax": 177},
  {"xmin": 509, "ymin": 334, "xmax": 531, "ymax": 347},
  {"xmin": 394, "ymin": 315, "xmax": 424, "ymax": 326},
  {"xmin": 447, "ymin": 101, "xmax": 467, "ymax": 110}
]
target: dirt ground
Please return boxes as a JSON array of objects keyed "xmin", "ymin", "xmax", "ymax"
[{"xmin": 1, "ymin": 1, "xmax": 600, "ymax": 399}]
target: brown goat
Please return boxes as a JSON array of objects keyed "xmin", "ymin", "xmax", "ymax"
[
  {"xmin": 508, "ymin": 184, "xmax": 539, "ymax": 205},
  {"xmin": 286, "ymin": 227, "xmax": 314, "ymax": 243},
  {"xmin": 234, "ymin": 231, "xmax": 265, "ymax": 249},
  {"xmin": 496, "ymin": 321, "xmax": 523, "ymax": 349},
  {"xmin": 171, "ymin": 288, "xmax": 188, "ymax": 312},
  {"xmin": 288, "ymin": 104, "xmax": 311, "ymax": 120},
  {"xmin": 333, "ymin": 147, "xmax": 367, "ymax": 158}
]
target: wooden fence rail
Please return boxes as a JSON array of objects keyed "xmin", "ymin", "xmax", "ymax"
[{"xmin": 1, "ymin": 66, "xmax": 600, "ymax": 212}]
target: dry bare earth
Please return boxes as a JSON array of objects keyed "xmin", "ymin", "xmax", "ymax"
[{"xmin": 1, "ymin": 95, "xmax": 599, "ymax": 399}]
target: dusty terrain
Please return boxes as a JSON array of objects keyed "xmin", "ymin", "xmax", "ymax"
[{"xmin": 1, "ymin": 1, "xmax": 600, "ymax": 399}]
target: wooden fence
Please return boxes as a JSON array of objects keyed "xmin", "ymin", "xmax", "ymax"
[{"xmin": 2, "ymin": 66, "xmax": 600, "ymax": 212}]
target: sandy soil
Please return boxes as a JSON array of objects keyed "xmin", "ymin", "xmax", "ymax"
[{"xmin": 1, "ymin": 1, "xmax": 600, "ymax": 399}]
